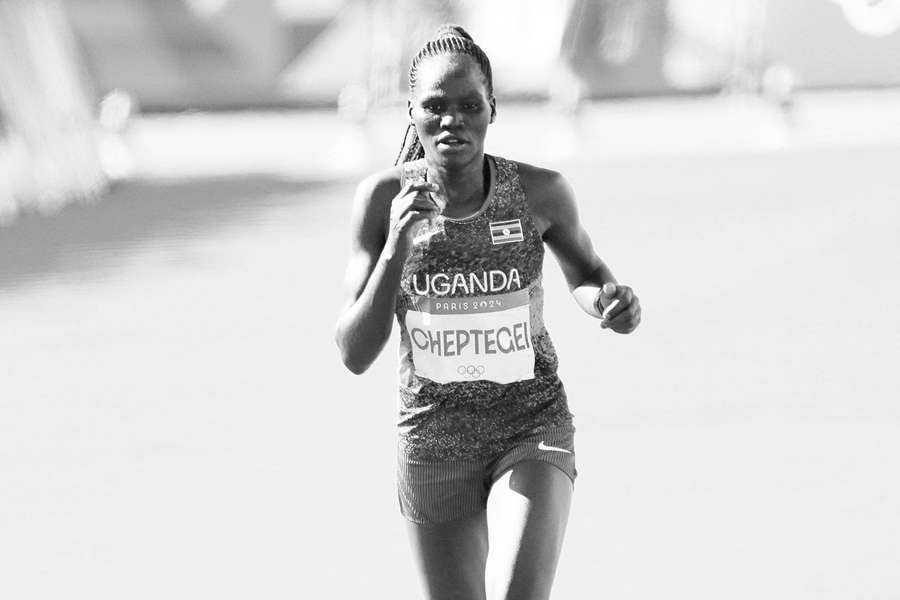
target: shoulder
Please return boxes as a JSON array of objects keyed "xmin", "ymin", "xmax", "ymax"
[
  {"xmin": 511, "ymin": 160, "xmax": 571, "ymax": 199},
  {"xmin": 349, "ymin": 165, "xmax": 403, "ymax": 241},
  {"xmin": 505, "ymin": 159, "xmax": 576, "ymax": 235},
  {"xmin": 355, "ymin": 164, "xmax": 403, "ymax": 207}
]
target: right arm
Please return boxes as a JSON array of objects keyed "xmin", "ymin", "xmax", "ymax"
[{"xmin": 334, "ymin": 171, "xmax": 438, "ymax": 374}]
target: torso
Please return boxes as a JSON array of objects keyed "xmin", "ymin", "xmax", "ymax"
[{"xmin": 393, "ymin": 154, "xmax": 574, "ymax": 461}]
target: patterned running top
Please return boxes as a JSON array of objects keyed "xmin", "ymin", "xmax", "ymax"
[{"xmin": 395, "ymin": 154, "xmax": 574, "ymax": 461}]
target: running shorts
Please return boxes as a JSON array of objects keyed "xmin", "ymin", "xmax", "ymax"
[{"xmin": 397, "ymin": 427, "xmax": 576, "ymax": 524}]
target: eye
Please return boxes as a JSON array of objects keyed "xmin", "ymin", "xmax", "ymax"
[
  {"xmin": 423, "ymin": 102, "xmax": 443, "ymax": 113},
  {"xmin": 463, "ymin": 102, "xmax": 481, "ymax": 111}
]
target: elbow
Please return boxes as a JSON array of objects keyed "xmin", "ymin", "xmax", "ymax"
[
  {"xmin": 342, "ymin": 354, "xmax": 369, "ymax": 375},
  {"xmin": 335, "ymin": 331, "xmax": 370, "ymax": 375}
]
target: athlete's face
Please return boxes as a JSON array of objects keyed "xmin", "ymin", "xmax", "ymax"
[{"xmin": 409, "ymin": 54, "xmax": 495, "ymax": 168}]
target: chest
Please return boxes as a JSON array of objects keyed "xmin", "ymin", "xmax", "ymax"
[{"xmin": 401, "ymin": 215, "xmax": 543, "ymax": 299}]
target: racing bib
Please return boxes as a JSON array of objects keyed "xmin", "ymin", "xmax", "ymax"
[{"xmin": 404, "ymin": 288, "xmax": 536, "ymax": 384}]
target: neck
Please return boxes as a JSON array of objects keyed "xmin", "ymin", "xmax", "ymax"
[{"xmin": 426, "ymin": 153, "xmax": 488, "ymax": 216}]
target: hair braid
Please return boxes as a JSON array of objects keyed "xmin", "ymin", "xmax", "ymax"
[{"xmin": 394, "ymin": 25, "xmax": 493, "ymax": 166}]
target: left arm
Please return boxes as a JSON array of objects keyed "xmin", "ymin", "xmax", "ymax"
[{"xmin": 522, "ymin": 165, "xmax": 641, "ymax": 334}]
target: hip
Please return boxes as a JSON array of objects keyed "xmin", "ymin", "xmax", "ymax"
[{"xmin": 397, "ymin": 387, "xmax": 574, "ymax": 461}]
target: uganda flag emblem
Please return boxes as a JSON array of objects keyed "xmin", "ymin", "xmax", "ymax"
[{"xmin": 489, "ymin": 219, "xmax": 524, "ymax": 245}]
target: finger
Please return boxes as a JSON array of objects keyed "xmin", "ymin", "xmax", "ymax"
[
  {"xmin": 394, "ymin": 189, "xmax": 438, "ymax": 214},
  {"xmin": 598, "ymin": 282, "xmax": 617, "ymax": 309},
  {"xmin": 628, "ymin": 309, "xmax": 642, "ymax": 332},
  {"xmin": 607, "ymin": 304, "xmax": 640, "ymax": 332},
  {"xmin": 604, "ymin": 312, "xmax": 633, "ymax": 332},
  {"xmin": 600, "ymin": 298, "xmax": 619, "ymax": 321},
  {"xmin": 406, "ymin": 181, "xmax": 439, "ymax": 195},
  {"xmin": 603, "ymin": 289, "xmax": 635, "ymax": 321},
  {"xmin": 398, "ymin": 210, "xmax": 432, "ymax": 232},
  {"xmin": 602, "ymin": 298, "xmax": 637, "ymax": 328},
  {"xmin": 394, "ymin": 181, "xmax": 438, "ymax": 206},
  {"xmin": 612, "ymin": 317, "xmax": 640, "ymax": 334},
  {"xmin": 623, "ymin": 305, "xmax": 641, "ymax": 331},
  {"xmin": 410, "ymin": 193, "xmax": 440, "ymax": 212}
]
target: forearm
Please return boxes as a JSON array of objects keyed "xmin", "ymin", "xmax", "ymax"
[
  {"xmin": 571, "ymin": 262, "xmax": 617, "ymax": 318},
  {"xmin": 335, "ymin": 243, "xmax": 408, "ymax": 373}
]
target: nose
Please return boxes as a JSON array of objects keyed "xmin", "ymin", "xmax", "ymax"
[{"xmin": 439, "ymin": 110, "xmax": 463, "ymax": 129}]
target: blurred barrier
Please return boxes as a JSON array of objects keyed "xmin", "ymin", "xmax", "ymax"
[{"xmin": 0, "ymin": 0, "xmax": 106, "ymax": 225}]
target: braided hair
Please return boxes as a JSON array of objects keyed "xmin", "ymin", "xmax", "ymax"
[{"xmin": 394, "ymin": 25, "xmax": 494, "ymax": 165}]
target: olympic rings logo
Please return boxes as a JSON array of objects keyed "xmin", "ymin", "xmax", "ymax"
[{"xmin": 457, "ymin": 365, "xmax": 486, "ymax": 378}]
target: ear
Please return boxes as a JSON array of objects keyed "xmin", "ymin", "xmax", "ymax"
[
  {"xmin": 489, "ymin": 97, "xmax": 497, "ymax": 124},
  {"xmin": 407, "ymin": 99, "xmax": 414, "ymax": 121}
]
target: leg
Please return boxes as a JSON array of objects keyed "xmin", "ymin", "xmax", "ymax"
[
  {"xmin": 406, "ymin": 509, "xmax": 489, "ymax": 600},
  {"xmin": 485, "ymin": 461, "xmax": 574, "ymax": 600}
]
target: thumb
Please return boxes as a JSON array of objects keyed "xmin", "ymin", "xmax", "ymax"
[{"xmin": 598, "ymin": 282, "xmax": 617, "ymax": 309}]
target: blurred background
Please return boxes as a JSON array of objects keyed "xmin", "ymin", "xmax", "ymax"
[{"xmin": 2, "ymin": 1, "xmax": 899, "ymax": 599}]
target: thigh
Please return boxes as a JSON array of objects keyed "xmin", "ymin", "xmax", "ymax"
[
  {"xmin": 406, "ymin": 509, "xmax": 489, "ymax": 600},
  {"xmin": 485, "ymin": 461, "xmax": 574, "ymax": 600}
]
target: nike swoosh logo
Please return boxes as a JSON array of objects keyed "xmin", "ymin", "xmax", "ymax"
[{"xmin": 538, "ymin": 441, "xmax": 572, "ymax": 454}]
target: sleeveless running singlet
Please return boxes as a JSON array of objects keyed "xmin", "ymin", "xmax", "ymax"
[{"xmin": 395, "ymin": 155, "xmax": 574, "ymax": 461}]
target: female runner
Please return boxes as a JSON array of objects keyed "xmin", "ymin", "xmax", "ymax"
[{"xmin": 335, "ymin": 25, "xmax": 641, "ymax": 600}]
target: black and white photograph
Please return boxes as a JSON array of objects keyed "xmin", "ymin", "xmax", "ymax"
[{"xmin": 2, "ymin": 1, "xmax": 899, "ymax": 599}]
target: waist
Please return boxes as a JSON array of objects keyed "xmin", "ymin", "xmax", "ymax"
[{"xmin": 397, "ymin": 375, "xmax": 573, "ymax": 460}]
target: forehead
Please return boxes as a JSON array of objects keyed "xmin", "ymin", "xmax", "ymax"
[{"xmin": 413, "ymin": 54, "xmax": 488, "ymax": 98}]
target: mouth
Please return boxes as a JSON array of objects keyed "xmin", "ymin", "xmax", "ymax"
[{"xmin": 436, "ymin": 136, "xmax": 467, "ymax": 147}]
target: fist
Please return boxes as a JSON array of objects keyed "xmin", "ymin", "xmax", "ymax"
[
  {"xmin": 388, "ymin": 181, "xmax": 440, "ymax": 248},
  {"xmin": 597, "ymin": 282, "xmax": 641, "ymax": 334}
]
